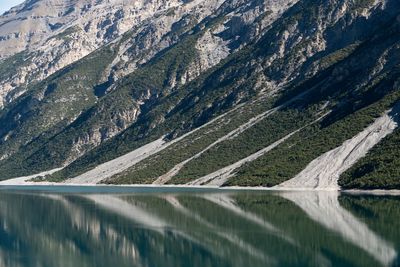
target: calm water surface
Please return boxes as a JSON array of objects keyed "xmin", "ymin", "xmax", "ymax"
[{"xmin": 0, "ymin": 186, "xmax": 398, "ymax": 267}]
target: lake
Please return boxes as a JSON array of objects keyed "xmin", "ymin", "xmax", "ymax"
[{"xmin": 0, "ymin": 186, "xmax": 398, "ymax": 267}]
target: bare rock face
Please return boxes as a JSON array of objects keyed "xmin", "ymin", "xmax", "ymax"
[
  {"xmin": 0, "ymin": 0, "xmax": 184, "ymax": 59},
  {"xmin": 0, "ymin": 0, "xmax": 196, "ymax": 108},
  {"xmin": 0, "ymin": 0, "xmax": 306, "ymax": 109}
]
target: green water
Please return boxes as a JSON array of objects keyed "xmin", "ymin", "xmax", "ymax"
[{"xmin": 0, "ymin": 187, "xmax": 398, "ymax": 267}]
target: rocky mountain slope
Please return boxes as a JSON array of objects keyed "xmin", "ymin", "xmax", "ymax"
[
  {"xmin": 0, "ymin": 0, "xmax": 206, "ymax": 108},
  {"xmin": 0, "ymin": 0, "xmax": 399, "ymax": 189}
]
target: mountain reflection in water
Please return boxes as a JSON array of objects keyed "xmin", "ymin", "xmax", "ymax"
[{"xmin": 0, "ymin": 189, "xmax": 398, "ymax": 267}]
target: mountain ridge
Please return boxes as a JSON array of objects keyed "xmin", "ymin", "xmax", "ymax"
[{"xmin": 0, "ymin": 0, "xmax": 399, "ymax": 189}]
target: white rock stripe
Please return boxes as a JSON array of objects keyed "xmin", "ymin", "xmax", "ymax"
[
  {"xmin": 279, "ymin": 107, "xmax": 399, "ymax": 190},
  {"xmin": 65, "ymin": 138, "xmax": 167, "ymax": 184},
  {"xmin": 0, "ymin": 168, "xmax": 63, "ymax": 185},
  {"xmin": 154, "ymin": 91, "xmax": 324, "ymax": 185},
  {"xmin": 153, "ymin": 107, "xmax": 279, "ymax": 185},
  {"xmin": 187, "ymin": 112, "xmax": 329, "ymax": 186}
]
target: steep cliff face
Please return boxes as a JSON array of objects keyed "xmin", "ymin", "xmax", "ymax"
[
  {"xmin": 0, "ymin": 0, "xmax": 206, "ymax": 108},
  {"xmin": 0, "ymin": 0, "xmax": 399, "ymax": 189}
]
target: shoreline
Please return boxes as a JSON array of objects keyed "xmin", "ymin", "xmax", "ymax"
[{"xmin": 0, "ymin": 181, "xmax": 399, "ymax": 195}]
